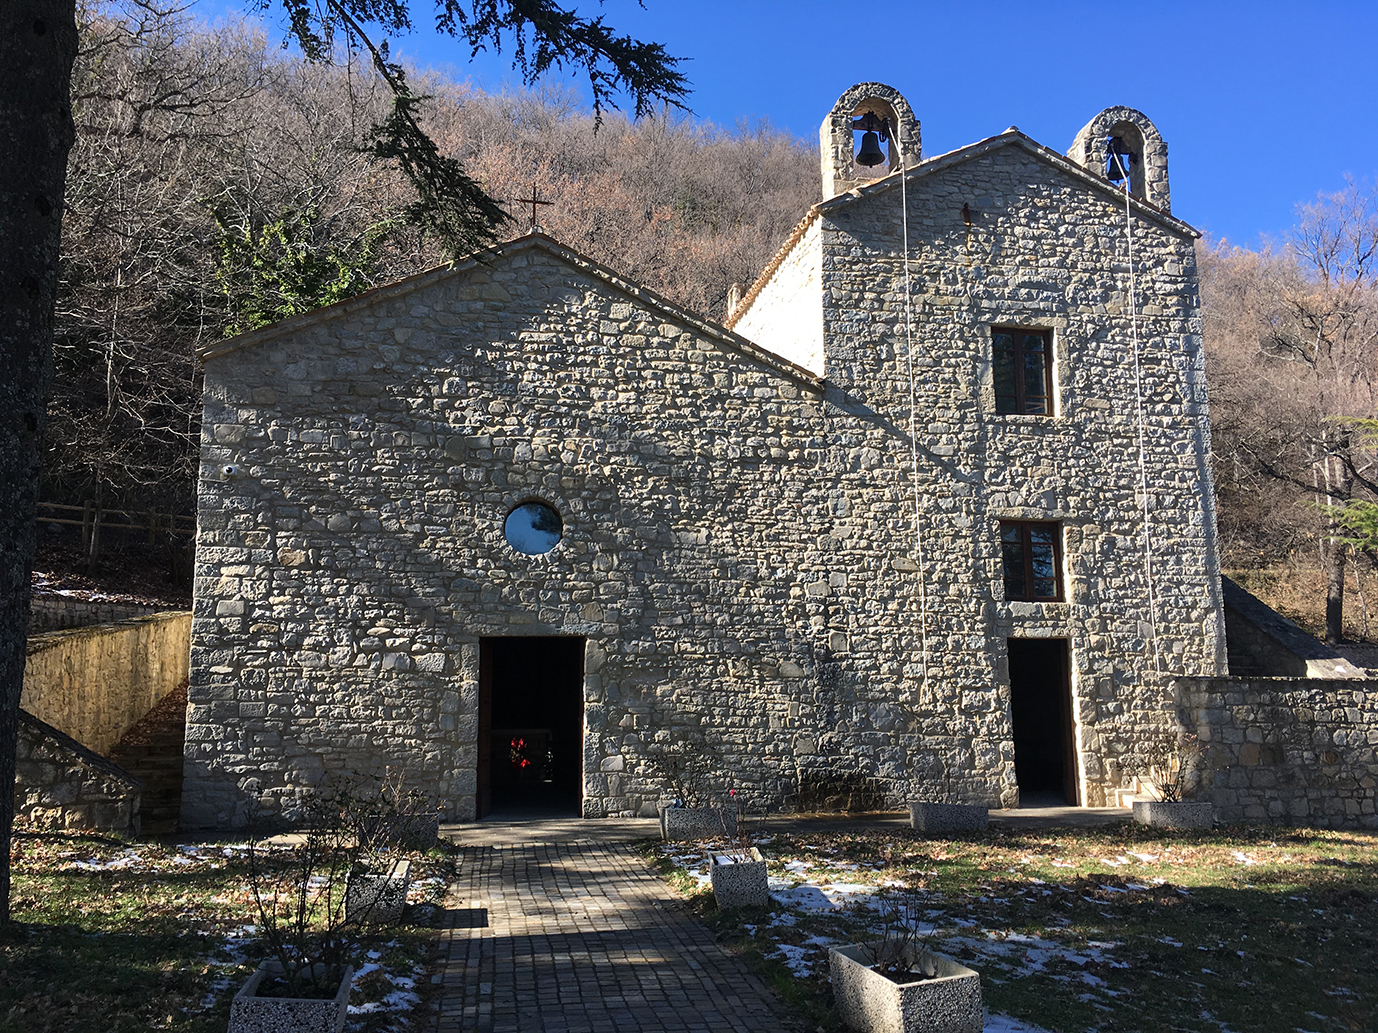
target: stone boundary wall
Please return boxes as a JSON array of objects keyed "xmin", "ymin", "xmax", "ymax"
[
  {"xmin": 15, "ymin": 709, "xmax": 143, "ymax": 835},
  {"xmin": 1175, "ymin": 677, "xmax": 1378, "ymax": 828},
  {"xmin": 22, "ymin": 611, "xmax": 192, "ymax": 756},
  {"xmin": 29, "ymin": 594, "xmax": 159, "ymax": 634}
]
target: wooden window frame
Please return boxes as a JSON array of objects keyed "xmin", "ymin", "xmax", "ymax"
[
  {"xmin": 1000, "ymin": 521, "xmax": 1064, "ymax": 602},
  {"xmin": 992, "ymin": 326, "xmax": 1055, "ymax": 416}
]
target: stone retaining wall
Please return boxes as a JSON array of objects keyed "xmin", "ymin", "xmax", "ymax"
[
  {"xmin": 15, "ymin": 709, "xmax": 143, "ymax": 835},
  {"xmin": 22, "ymin": 611, "xmax": 191, "ymax": 755},
  {"xmin": 29, "ymin": 594, "xmax": 159, "ymax": 634},
  {"xmin": 1175, "ymin": 677, "xmax": 1378, "ymax": 828}
]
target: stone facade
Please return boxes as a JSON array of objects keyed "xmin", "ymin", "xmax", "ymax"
[
  {"xmin": 184, "ymin": 85, "xmax": 1228, "ymax": 827},
  {"xmin": 1178, "ymin": 677, "xmax": 1378, "ymax": 828}
]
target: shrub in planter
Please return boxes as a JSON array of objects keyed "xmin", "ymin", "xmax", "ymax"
[
  {"xmin": 647, "ymin": 737, "xmax": 743, "ymax": 841},
  {"xmin": 229, "ymin": 960, "xmax": 353, "ymax": 1033},
  {"xmin": 908, "ymin": 802, "xmax": 988, "ymax": 834},
  {"xmin": 244, "ymin": 777, "xmax": 417, "ymax": 1009},
  {"xmin": 345, "ymin": 859, "xmax": 411, "ymax": 925},
  {"xmin": 660, "ymin": 804, "xmax": 737, "ymax": 841},
  {"xmin": 709, "ymin": 847, "xmax": 767, "ymax": 909},
  {"xmin": 829, "ymin": 943, "xmax": 981, "ymax": 1033},
  {"xmin": 386, "ymin": 811, "xmax": 441, "ymax": 849},
  {"xmin": 1132, "ymin": 799, "xmax": 1213, "ymax": 830}
]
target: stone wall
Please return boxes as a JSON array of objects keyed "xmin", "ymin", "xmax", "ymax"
[
  {"xmin": 22, "ymin": 611, "xmax": 191, "ymax": 755},
  {"xmin": 29, "ymin": 594, "xmax": 158, "ymax": 634},
  {"xmin": 1176, "ymin": 677, "xmax": 1378, "ymax": 828},
  {"xmin": 15, "ymin": 709, "xmax": 143, "ymax": 835}
]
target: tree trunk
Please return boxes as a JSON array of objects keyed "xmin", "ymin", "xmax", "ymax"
[
  {"xmin": 1324, "ymin": 450, "xmax": 1355, "ymax": 645},
  {"xmin": 1325, "ymin": 538, "xmax": 1347, "ymax": 644},
  {"xmin": 0, "ymin": 0, "xmax": 77, "ymax": 929}
]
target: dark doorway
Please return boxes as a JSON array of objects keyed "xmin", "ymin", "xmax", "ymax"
[
  {"xmin": 478, "ymin": 636, "xmax": 584, "ymax": 818},
  {"xmin": 1007, "ymin": 638, "xmax": 1078, "ymax": 805}
]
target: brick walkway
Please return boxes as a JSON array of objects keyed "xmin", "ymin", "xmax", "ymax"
[{"xmin": 430, "ymin": 830, "xmax": 788, "ymax": 1033}]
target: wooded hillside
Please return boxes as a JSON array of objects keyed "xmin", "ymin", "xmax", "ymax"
[{"xmin": 50, "ymin": 2, "xmax": 815, "ymax": 517}]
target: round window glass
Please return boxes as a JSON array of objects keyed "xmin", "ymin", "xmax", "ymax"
[{"xmin": 504, "ymin": 501, "xmax": 563, "ymax": 555}]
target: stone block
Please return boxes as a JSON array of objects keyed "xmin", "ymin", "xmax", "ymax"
[
  {"xmin": 345, "ymin": 860, "xmax": 410, "ymax": 925},
  {"xmin": 709, "ymin": 848, "xmax": 768, "ymax": 910},
  {"xmin": 909, "ymin": 802, "xmax": 988, "ymax": 834},
  {"xmin": 660, "ymin": 806, "xmax": 736, "ymax": 841},
  {"xmin": 1133, "ymin": 800, "xmax": 1213, "ymax": 830}
]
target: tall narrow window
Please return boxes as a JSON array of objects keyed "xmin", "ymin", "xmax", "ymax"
[
  {"xmin": 993, "ymin": 328, "xmax": 1053, "ymax": 415},
  {"xmin": 1001, "ymin": 522, "xmax": 1063, "ymax": 601}
]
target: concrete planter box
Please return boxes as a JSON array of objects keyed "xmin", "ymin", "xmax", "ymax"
[
  {"xmin": 345, "ymin": 859, "xmax": 410, "ymax": 925},
  {"xmin": 709, "ymin": 848, "xmax": 768, "ymax": 909},
  {"xmin": 659, "ymin": 805, "xmax": 736, "ymax": 841},
  {"xmin": 1132, "ymin": 799, "xmax": 1213, "ymax": 830},
  {"xmin": 830, "ymin": 942, "xmax": 981, "ymax": 1033},
  {"xmin": 908, "ymin": 803, "xmax": 988, "ymax": 835},
  {"xmin": 229, "ymin": 960, "xmax": 353, "ymax": 1033}
]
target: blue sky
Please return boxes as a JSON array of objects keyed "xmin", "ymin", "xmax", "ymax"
[{"xmin": 199, "ymin": 0, "xmax": 1377, "ymax": 247}]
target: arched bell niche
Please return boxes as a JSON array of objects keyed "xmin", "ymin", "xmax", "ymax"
[
  {"xmin": 819, "ymin": 82, "xmax": 921, "ymax": 199},
  {"xmin": 1068, "ymin": 107, "xmax": 1170, "ymax": 211}
]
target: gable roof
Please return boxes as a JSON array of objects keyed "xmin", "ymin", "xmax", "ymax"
[
  {"xmin": 726, "ymin": 128, "xmax": 1199, "ymax": 331},
  {"xmin": 823, "ymin": 128, "xmax": 1199, "ymax": 234},
  {"xmin": 199, "ymin": 232, "xmax": 824, "ymax": 393}
]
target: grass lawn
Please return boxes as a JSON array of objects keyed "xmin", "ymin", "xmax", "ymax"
[
  {"xmin": 1, "ymin": 827, "xmax": 452, "ymax": 1033},
  {"xmin": 645, "ymin": 820, "xmax": 1377, "ymax": 1033}
]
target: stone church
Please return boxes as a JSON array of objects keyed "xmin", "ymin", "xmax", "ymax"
[{"xmin": 181, "ymin": 84, "xmax": 1226, "ymax": 827}]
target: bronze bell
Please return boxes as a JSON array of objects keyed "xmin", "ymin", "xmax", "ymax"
[
  {"xmin": 1106, "ymin": 136, "xmax": 1135, "ymax": 182},
  {"xmin": 855, "ymin": 130, "xmax": 887, "ymax": 167}
]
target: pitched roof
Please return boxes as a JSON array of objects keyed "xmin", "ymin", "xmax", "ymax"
[
  {"xmin": 199, "ymin": 232, "xmax": 823, "ymax": 392},
  {"xmin": 726, "ymin": 128, "xmax": 1199, "ymax": 331}
]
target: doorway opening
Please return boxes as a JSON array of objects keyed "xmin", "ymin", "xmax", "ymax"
[
  {"xmin": 1007, "ymin": 638, "xmax": 1078, "ymax": 806},
  {"xmin": 477, "ymin": 636, "xmax": 584, "ymax": 818}
]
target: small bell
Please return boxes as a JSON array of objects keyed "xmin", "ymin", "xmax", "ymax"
[
  {"xmin": 855, "ymin": 130, "xmax": 887, "ymax": 167},
  {"xmin": 1106, "ymin": 136, "xmax": 1135, "ymax": 182}
]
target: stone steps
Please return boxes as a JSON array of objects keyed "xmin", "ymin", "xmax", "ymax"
[{"xmin": 109, "ymin": 682, "xmax": 187, "ymax": 836}]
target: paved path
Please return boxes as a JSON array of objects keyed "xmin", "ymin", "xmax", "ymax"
[
  {"xmin": 431, "ymin": 823, "xmax": 788, "ymax": 1033},
  {"xmin": 427, "ymin": 806, "xmax": 1131, "ymax": 1032}
]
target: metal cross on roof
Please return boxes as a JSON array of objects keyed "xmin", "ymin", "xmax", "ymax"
[{"xmin": 517, "ymin": 181, "xmax": 553, "ymax": 231}]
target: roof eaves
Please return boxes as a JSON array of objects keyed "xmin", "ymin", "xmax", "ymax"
[
  {"xmin": 534, "ymin": 236, "xmax": 823, "ymax": 392},
  {"xmin": 197, "ymin": 235, "xmax": 540, "ymax": 362},
  {"xmin": 200, "ymin": 232, "xmax": 824, "ymax": 393}
]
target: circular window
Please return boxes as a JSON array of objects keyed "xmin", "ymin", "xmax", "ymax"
[{"xmin": 504, "ymin": 501, "xmax": 563, "ymax": 555}]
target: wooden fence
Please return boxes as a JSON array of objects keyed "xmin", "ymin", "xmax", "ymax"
[{"xmin": 37, "ymin": 501, "xmax": 195, "ymax": 565}]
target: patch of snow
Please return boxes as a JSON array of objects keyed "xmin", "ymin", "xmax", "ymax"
[
  {"xmin": 983, "ymin": 1011, "xmax": 1056, "ymax": 1032},
  {"xmin": 769, "ymin": 943, "xmax": 814, "ymax": 977}
]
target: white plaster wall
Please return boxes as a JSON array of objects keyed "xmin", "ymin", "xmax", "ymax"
[{"xmin": 730, "ymin": 219, "xmax": 824, "ymax": 375}]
